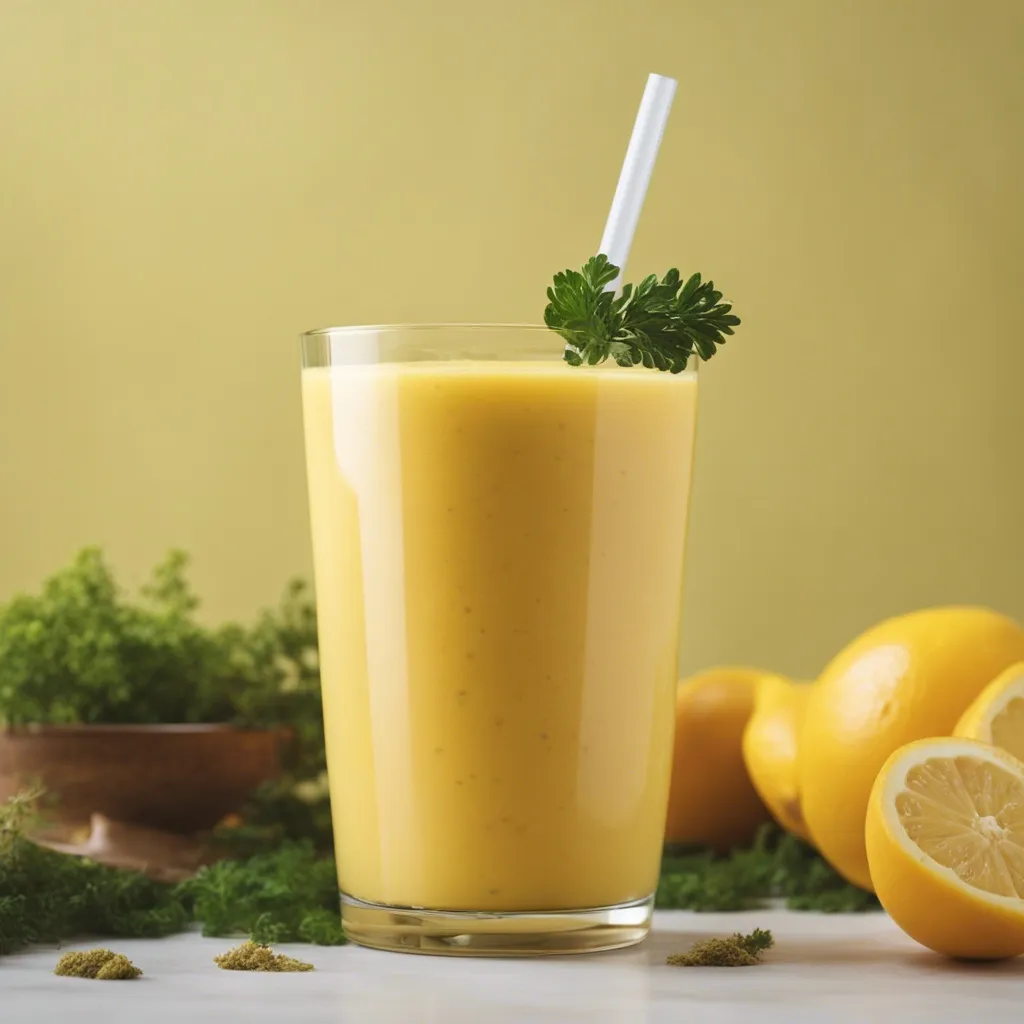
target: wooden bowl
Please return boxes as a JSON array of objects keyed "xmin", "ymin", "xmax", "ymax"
[{"xmin": 0, "ymin": 724, "xmax": 284, "ymax": 834}]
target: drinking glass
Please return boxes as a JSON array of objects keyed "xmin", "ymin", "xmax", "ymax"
[{"xmin": 300, "ymin": 324, "xmax": 698, "ymax": 955}]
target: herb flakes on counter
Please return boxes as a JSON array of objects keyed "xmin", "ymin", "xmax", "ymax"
[
  {"xmin": 214, "ymin": 941, "xmax": 314, "ymax": 972},
  {"xmin": 54, "ymin": 948, "xmax": 143, "ymax": 979},
  {"xmin": 667, "ymin": 928, "xmax": 774, "ymax": 967}
]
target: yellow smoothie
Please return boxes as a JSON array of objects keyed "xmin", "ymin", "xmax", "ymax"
[{"xmin": 302, "ymin": 359, "xmax": 698, "ymax": 911}]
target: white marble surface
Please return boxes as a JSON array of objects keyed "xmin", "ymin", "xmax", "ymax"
[{"xmin": 4, "ymin": 910, "xmax": 1023, "ymax": 1023}]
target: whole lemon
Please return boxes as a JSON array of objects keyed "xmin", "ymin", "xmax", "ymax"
[
  {"xmin": 742, "ymin": 674, "xmax": 811, "ymax": 840},
  {"xmin": 664, "ymin": 667, "xmax": 773, "ymax": 852},
  {"xmin": 800, "ymin": 607, "xmax": 1024, "ymax": 891}
]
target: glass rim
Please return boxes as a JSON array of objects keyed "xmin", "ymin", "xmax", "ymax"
[{"xmin": 301, "ymin": 322, "xmax": 549, "ymax": 340}]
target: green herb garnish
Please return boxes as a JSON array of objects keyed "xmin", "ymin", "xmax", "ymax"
[
  {"xmin": 0, "ymin": 791, "xmax": 344, "ymax": 955},
  {"xmin": 667, "ymin": 927, "xmax": 774, "ymax": 967},
  {"xmin": 183, "ymin": 841, "xmax": 347, "ymax": 945},
  {"xmin": 544, "ymin": 254, "xmax": 740, "ymax": 372},
  {"xmin": 0, "ymin": 810, "xmax": 190, "ymax": 956},
  {"xmin": 657, "ymin": 825, "xmax": 879, "ymax": 913}
]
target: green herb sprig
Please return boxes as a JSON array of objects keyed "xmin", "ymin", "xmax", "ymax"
[
  {"xmin": 544, "ymin": 254, "xmax": 740, "ymax": 372},
  {"xmin": 182, "ymin": 841, "xmax": 346, "ymax": 945},
  {"xmin": 657, "ymin": 825, "xmax": 879, "ymax": 913},
  {"xmin": 0, "ymin": 795, "xmax": 191, "ymax": 956},
  {"xmin": 0, "ymin": 793, "xmax": 345, "ymax": 955}
]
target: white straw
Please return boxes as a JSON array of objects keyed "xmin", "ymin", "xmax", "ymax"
[{"xmin": 598, "ymin": 73, "xmax": 677, "ymax": 292}]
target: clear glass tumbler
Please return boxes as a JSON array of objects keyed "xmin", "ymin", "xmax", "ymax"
[{"xmin": 300, "ymin": 324, "xmax": 699, "ymax": 955}]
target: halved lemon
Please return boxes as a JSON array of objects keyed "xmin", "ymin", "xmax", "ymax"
[
  {"xmin": 866, "ymin": 737, "xmax": 1024, "ymax": 959},
  {"xmin": 955, "ymin": 662, "xmax": 1024, "ymax": 759}
]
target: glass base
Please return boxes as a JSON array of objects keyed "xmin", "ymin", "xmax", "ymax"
[{"xmin": 340, "ymin": 892, "xmax": 653, "ymax": 956}]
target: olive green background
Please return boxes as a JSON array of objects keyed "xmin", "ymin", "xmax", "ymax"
[{"xmin": 2, "ymin": 0, "xmax": 1022, "ymax": 678}]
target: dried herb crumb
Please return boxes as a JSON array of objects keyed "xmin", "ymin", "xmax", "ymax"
[
  {"xmin": 214, "ymin": 940, "xmax": 314, "ymax": 972},
  {"xmin": 54, "ymin": 948, "xmax": 142, "ymax": 979},
  {"xmin": 667, "ymin": 928, "xmax": 774, "ymax": 967}
]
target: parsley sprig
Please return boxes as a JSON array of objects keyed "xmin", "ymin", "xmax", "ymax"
[
  {"xmin": 657, "ymin": 825, "xmax": 879, "ymax": 913},
  {"xmin": 544, "ymin": 254, "xmax": 740, "ymax": 373}
]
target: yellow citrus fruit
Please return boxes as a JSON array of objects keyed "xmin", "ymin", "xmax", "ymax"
[
  {"xmin": 955, "ymin": 662, "xmax": 1024, "ymax": 760},
  {"xmin": 664, "ymin": 667, "xmax": 772, "ymax": 852},
  {"xmin": 800, "ymin": 607, "xmax": 1024, "ymax": 890},
  {"xmin": 866, "ymin": 737, "xmax": 1024, "ymax": 959},
  {"xmin": 741, "ymin": 674, "xmax": 811, "ymax": 840}
]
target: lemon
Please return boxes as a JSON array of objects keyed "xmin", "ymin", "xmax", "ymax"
[
  {"xmin": 866, "ymin": 737, "xmax": 1024, "ymax": 959},
  {"xmin": 800, "ymin": 607, "xmax": 1024, "ymax": 890},
  {"xmin": 664, "ymin": 667, "xmax": 772, "ymax": 852},
  {"xmin": 741, "ymin": 674, "xmax": 811, "ymax": 840},
  {"xmin": 955, "ymin": 663, "xmax": 1024, "ymax": 760}
]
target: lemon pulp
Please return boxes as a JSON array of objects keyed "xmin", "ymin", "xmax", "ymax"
[
  {"xmin": 991, "ymin": 698, "xmax": 1024, "ymax": 758},
  {"xmin": 896, "ymin": 754, "xmax": 1024, "ymax": 899}
]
